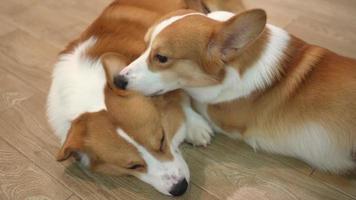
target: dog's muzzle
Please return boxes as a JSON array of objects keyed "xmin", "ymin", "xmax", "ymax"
[{"xmin": 169, "ymin": 178, "xmax": 188, "ymax": 196}]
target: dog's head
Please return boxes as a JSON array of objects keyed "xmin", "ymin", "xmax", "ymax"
[
  {"xmin": 56, "ymin": 53, "xmax": 189, "ymax": 196},
  {"xmin": 118, "ymin": 9, "xmax": 267, "ymax": 97}
]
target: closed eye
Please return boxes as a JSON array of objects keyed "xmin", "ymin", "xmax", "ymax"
[
  {"xmin": 159, "ymin": 132, "xmax": 165, "ymax": 152},
  {"xmin": 127, "ymin": 164, "xmax": 144, "ymax": 170}
]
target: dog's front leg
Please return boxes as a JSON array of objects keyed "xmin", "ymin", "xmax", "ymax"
[{"xmin": 182, "ymin": 98, "xmax": 214, "ymax": 147}]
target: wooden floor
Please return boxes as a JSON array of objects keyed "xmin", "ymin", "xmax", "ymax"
[{"xmin": 1, "ymin": 0, "xmax": 356, "ymax": 199}]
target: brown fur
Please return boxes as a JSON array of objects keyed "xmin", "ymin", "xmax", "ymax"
[
  {"xmin": 57, "ymin": 51, "xmax": 187, "ymax": 175},
  {"xmin": 61, "ymin": 0, "xmax": 209, "ymax": 60},
  {"xmin": 136, "ymin": 9, "xmax": 356, "ymax": 171},
  {"xmin": 56, "ymin": 0, "xmax": 205, "ymax": 176},
  {"xmin": 144, "ymin": 9, "xmax": 267, "ymax": 87},
  {"xmin": 207, "ymin": 40, "xmax": 356, "ymax": 143},
  {"xmin": 202, "ymin": 0, "xmax": 245, "ymax": 13},
  {"xmin": 148, "ymin": 14, "xmax": 225, "ymax": 86},
  {"xmin": 140, "ymin": 9, "xmax": 356, "ymax": 140}
]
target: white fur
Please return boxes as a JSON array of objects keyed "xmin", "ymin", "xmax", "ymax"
[
  {"xmin": 194, "ymin": 101, "xmax": 355, "ymax": 172},
  {"xmin": 245, "ymin": 123, "xmax": 355, "ymax": 173},
  {"xmin": 120, "ymin": 48, "xmax": 173, "ymax": 96},
  {"xmin": 186, "ymin": 24, "xmax": 290, "ymax": 104},
  {"xmin": 47, "ymin": 37, "xmax": 191, "ymax": 194},
  {"xmin": 182, "ymin": 101, "xmax": 213, "ymax": 146},
  {"xmin": 77, "ymin": 152, "xmax": 91, "ymax": 167},
  {"xmin": 120, "ymin": 13, "xmax": 204, "ymax": 96},
  {"xmin": 149, "ymin": 13, "xmax": 203, "ymax": 46},
  {"xmin": 47, "ymin": 37, "xmax": 107, "ymax": 143},
  {"xmin": 207, "ymin": 11, "xmax": 234, "ymax": 21},
  {"xmin": 117, "ymin": 127, "xmax": 190, "ymax": 196}
]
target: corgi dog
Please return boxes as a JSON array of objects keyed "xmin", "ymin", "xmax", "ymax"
[
  {"xmin": 118, "ymin": 9, "xmax": 356, "ymax": 173},
  {"xmin": 47, "ymin": 0, "xmax": 215, "ymax": 196},
  {"xmin": 53, "ymin": 54, "xmax": 191, "ymax": 195}
]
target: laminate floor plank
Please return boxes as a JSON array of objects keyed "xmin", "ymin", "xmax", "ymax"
[{"xmin": 0, "ymin": 138, "xmax": 72, "ymax": 200}]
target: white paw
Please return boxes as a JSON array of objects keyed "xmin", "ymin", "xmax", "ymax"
[{"xmin": 185, "ymin": 114, "xmax": 214, "ymax": 147}]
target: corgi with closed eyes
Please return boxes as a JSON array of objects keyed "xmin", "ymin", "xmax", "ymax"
[{"xmin": 47, "ymin": 0, "xmax": 218, "ymax": 196}]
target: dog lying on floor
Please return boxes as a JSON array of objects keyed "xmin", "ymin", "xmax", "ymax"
[
  {"xmin": 53, "ymin": 52, "xmax": 194, "ymax": 196},
  {"xmin": 117, "ymin": 9, "xmax": 356, "ymax": 173},
  {"xmin": 47, "ymin": 0, "xmax": 220, "ymax": 196}
]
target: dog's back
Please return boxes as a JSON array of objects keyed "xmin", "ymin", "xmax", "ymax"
[{"xmin": 61, "ymin": 0, "xmax": 208, "ymax": 61}]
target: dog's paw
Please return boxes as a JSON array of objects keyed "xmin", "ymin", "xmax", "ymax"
[{"xmin": 185, "ymin": 114, "xmax": 214, "ymax": 147}]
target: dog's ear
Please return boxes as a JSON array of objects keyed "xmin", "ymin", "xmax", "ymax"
[
  {"xmin": 215, "ymin": 9, "xmax": 266, "ymax": 62},
  {"xmin": 101, "ymin": 52, "xmax": 128, "ymax": 87},
  {"xmin": 101, "ymin": 52, "xmax": 132, "ymax": 96},
  {"xmin": 56, "ymin": 116, "xmax": 87, "ymax": 161},
  {"xmin": 203, "ymin": 44, "xmax": 225, "ymax": 76},
  {"xmin": 184, "ymin": 0, "xmax": 210, "ymax": 14}
]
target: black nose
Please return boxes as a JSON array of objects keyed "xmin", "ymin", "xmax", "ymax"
[
  {"xmin": 113, "ymin": 75, "xmax": 128, "ymax": 90},
  {"xmin": 169, "ymin": 178, "xmax": 188, "ymax": 196}
]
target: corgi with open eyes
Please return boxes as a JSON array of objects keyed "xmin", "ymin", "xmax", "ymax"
[
  {"xmin": 47, "ymin": 0, "xmax": 216, "ymax": 196},
  {"xmin": 118, "ymin": 9, "xmax": 356, "ymax": 173}
]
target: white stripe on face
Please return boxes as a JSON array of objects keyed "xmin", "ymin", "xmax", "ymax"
[
  {"xmin": 117, "ymin": 126, "xmax": 189, "ymax": 196},
  {"xmin": 120, "ymin": 13, "xmax": 204, "ymax": 95},
  {"xmin": 148, "ymin": 13, "xmax": 204, "ymax": 46}
]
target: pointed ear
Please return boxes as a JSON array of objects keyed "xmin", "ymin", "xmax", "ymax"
[
  {"xmin": 101, "ymin": 52, "xmax": 131, "ymax": 96},
  {"xmin": 101, "ymin": 52, "xmax": 128, "ymax": 86},
  {"xmin": 56, "ymin": 116, "xmax": 87, "ymax": 161},
  {"xmin": 216, "ymin": 9, "xmax": 266, "ymax": 62}
]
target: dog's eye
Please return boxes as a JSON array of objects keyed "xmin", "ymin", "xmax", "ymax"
[
  {"xmin": 127, "ymin": 164, "xmax": 144, "ymax": 170},
  {"xmin": 159, "ymin": 133, "xmax": 165, "ymax": 152},
  {"xmin": 155, "ymin": 54, "xmax": 168, "ymax": 63}
]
